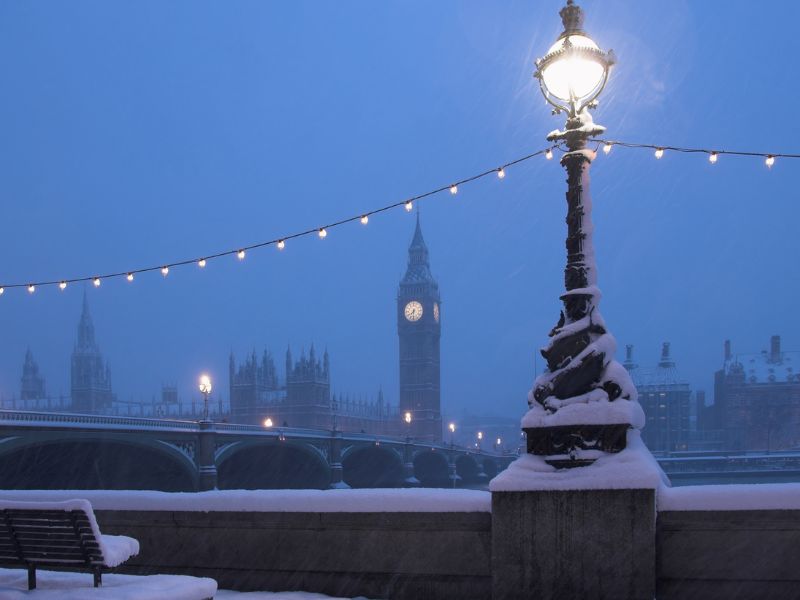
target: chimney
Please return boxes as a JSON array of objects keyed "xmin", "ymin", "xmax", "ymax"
[
  {"xmin": 724, "ymin": 339, "xmax": 731, "ymax": 361},
  {"xmin": 770, "ymin": 335, "xmax": 781, "ymax": 363},
  {"xmin": 622, "ymin": 344, "xmax": 637, "ymax": 370},
  {"xmin": 658, "ymin": 342, "xmax": 675, "ymax": 368}
]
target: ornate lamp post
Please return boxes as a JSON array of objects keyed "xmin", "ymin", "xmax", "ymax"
[
  {"xmin": 525, "ymin": 0, "xmax": 642, "ymax": 467},
  {"xmin": 198, "ymin": 374, "xmax": 212, "ymax": 422},
  {"xmin": 448, "ymin": 422, "xmax": 456, "ymax": 447},
  {"xmin": 196, "ymin": 373, "xmax": 217, "ymax": 490}
]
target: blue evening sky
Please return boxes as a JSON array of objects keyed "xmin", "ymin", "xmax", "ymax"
[{"xmin": 0, "ymin": 1, "xmax": 797, "ymax": 418}]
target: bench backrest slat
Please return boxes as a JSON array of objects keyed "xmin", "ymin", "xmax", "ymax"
[{"xmin": 0, "ymin": 508, "xmax": 104, "ymax": 568}]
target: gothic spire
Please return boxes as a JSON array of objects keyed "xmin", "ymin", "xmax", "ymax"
[
  {"xmin": 402, "ymin": 213, "xmax": 435, "ymax": 284},
  {"xmin": 76, "ymin": 289, "xmax": 97, "ymax": 350}
]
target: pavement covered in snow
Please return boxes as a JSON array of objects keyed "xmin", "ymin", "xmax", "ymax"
[
  {"xmin": 0, "ymin": 569, "xmax": 373, "ymax": 599},
  {"xmin": 0, "ymin": 488, "xmax": 490, "ymax": 513}
]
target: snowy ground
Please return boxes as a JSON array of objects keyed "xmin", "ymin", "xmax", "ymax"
[{"xmin": 0, "ymin": 569, "xmax": 371, "ymax": 600}]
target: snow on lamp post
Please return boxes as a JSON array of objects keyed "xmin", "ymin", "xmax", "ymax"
[
  {"xmin": 526, "ymin": 0, "xmax": 643, "ymax": 467},
  {"xmin": 198, "ymin": 374, "xmax": 212, "ymax": 422}
]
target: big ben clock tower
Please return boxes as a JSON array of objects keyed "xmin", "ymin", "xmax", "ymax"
[{"xmin": 398, "ymin": 214, "xmax": 442, "ymax": 442}]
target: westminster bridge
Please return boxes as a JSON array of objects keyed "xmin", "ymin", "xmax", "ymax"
[
  {"xmin": 2, "ymin": 409, "xmax": 800, "ymax": 491},
  {"xmin": 0, "ymin": 409, "xmax": 516, "ymax": 491}
]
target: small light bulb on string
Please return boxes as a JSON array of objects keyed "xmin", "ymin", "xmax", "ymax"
[
  {"xmin": 497, "ymin": 168, "xmax": 506, "ymax": 179},
  {"xmin": 161, "ymin": 266, "xmax": 169, "ymax": 277},
  {"xmin": 237, "ymin": 249, "xmax": 246, "ymax": 260},
  {"xmin": 360, "ymin": 215, "xmax": 369, "ymax": 225},
  {"xmin": 198, "ymin": 259, "xmax": 206, "ymax": 268},
  {"xmin": 59, "ymin": 281, "xmax": 67, "ymax": 291},
  {"xmin": 603, "ymin": 142, "xmax": 612, "ymax": 155},
  {"xmin": 449, "ymin": 184, "xmax": 458, "ymax": 195},
  {"xmin": 277, "ymin": 240, "xmax": 285, "ymax": 250},
  {"xmin": 654, "ymin": 148, "xmax": 664, "ymax": 159},
  {"xmin": 318, "ymin": 228, "xmax": 327, "ymax": 239},
  {"xmin": 545, "ymin": 148, "xmax": 553, "ymax": 160},
  {"xmin": 765, "ymin": 155, "xmax": 775, "ymax": 168},
  {"xmin": 405, "ymin": 201, "xmax": 413, "ymax": 212},
  {"xmin": 0, "ymin": 287, "xmax": 4, "ymax": 296},
  {"xmin": 127, "ymin": 273, "xmax": 134, "ymax": 282},
  {"xmin": 709, "ymin": 152, "xmax": 718, "ymax": 164},
  {"xmin": 93, "ymin": 278, "xmax": 101, "ymax": 288},
  {"xmin": 27, "ymin": 284, "xmax": 35, "ymax": 294}
]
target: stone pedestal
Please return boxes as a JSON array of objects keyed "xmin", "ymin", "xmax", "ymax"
[{"xmin": 492, "ymin": 489, "xmax": 655, "ymax": 600}]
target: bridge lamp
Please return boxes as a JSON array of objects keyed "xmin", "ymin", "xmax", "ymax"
[
  {"xmin": 404, "ymin": 411, "xmax": 412, "ymax": 424},
  {"xmin": 263, "ymin": 417, "xmax": 274, "ymax": 428},
  {"xmin": 448, "ymin": 422, "xmax": 456, "ymax": 446},
  {"xmin": 198, "ymin": 374, "xmax": 212, "ymax": 421}
]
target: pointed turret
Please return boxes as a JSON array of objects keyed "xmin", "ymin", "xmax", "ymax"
[
  {"xmin": 402, "ymin": 213, "xmax": 435, "ymax": 284},
  {"xmin": 76, "ymin": 290, "xmax": 97, "ymax": 350}
]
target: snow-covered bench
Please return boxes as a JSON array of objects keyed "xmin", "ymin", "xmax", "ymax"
[{"xmin": 0, "ymin": 499, "xmax": 139, "ymax": 590}]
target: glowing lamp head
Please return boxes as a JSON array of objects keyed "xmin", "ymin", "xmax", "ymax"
[
  {"xmin": 27, "ymin": 284, "xmax": 35, "ymax": 294},
  {"xmin": 127, "ymin": 273, "xmax": 134, "ymax": 282},
  {"xmin": 404, "ymin": 411, "xmax": 412, "ymax": 424},
  {"xmin": 263, "ymin": 417, "xmax": 273, "ymax": 428},
  {"xmin": 277, "ymin": 239, "xmax": 285, "ymax": 250},
  {"xmin": 199, "ymin": 374, "xmax": 212, "ymax": 395},
  {"xmin": 360, "ymin": 215, "xmax": 369, "ymax": 225},
  {"xmin": 448, "ymin": 422, "xmax": 456, "ymax": 433},
  {"xmin": 766, "ymin": 155, "xmax": 775, "ymax": 168},
  {"xmin": 318, "ymin": 228, "xmax": 327, "ymax": 239},
  {"xmin": 655, "ymin": 148, "xmax": 664, "ymax": 159},
  {"xmin": 449, "ymin": 184, "xmax": 458, "ymax": 195},
  {"xmin": 405, "ymin": 201, "xmax": 413, "ymax": 212},
  {"xmin": 496, "ymin": 437, "xmax": 502, "ymax": 445},
  {"xmin": 93, "ymin": 277, "xmax": 101, "ymax": 287},
  {"xmin": 59, "ymin": 281, "xmax": 67, "ymax": 290},
  {"xmin": 497, "ymin": 168, "xmax": 506, "ymax": 179},
  {"xmin": 477, "ymin": 431, "xmax": 484, "ymax": 440},
  {"xmin": 534, "ymin": 1, "xmax": 615, "ymax": 117},
  {"xmin": 161, "ymin": 266, "xmax": 169, "ymax": 276},
  {"xmin": 198, "ymin": 259, "xmax": 206, "ymax": 268},
  {"xmin": 237, "ymin": 249, "xmax": 245, "ymax": 260}
]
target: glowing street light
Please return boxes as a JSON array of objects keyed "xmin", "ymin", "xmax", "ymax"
[
  {"xmin": 448, "ymin": 422, "xmax": 456, "ymax": 446},
  {"xmin": 198, "ymin": 374, "xmax": 212, "ymax": 421},
  {"xmin": 527, "ymin": 0, "xmax": 639, "ymax": 467},
  {"xmin": 263, "ymin": 417, "xmax": 274, "ymax": 428}
]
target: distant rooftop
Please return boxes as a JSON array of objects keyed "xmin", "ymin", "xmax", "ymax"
[
  {"xmin": 624, "ymin": 342, "xmax": 691, "ymax": 389},
  {"xmin": 722, "ymin": 336, "xmax": 799, "ymax": 384}
]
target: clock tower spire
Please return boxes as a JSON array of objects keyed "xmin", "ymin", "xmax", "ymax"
[{"xmin": 397, "ymin": 214, "xmax": 442, "ymax": 442}]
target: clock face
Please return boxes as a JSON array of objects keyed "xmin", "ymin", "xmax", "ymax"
[
  {"xmin": 433, "ymin": 302, "xmax": 440, "ymax": 323},
  {"xmin": 404, "ymin": 300, "xmax": 423, "ymax": 322}
]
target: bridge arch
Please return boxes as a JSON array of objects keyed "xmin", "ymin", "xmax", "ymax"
[
  {"xmin": 456, "ymin": 454, "xmax": 482, "ymax": 485},
  {"xmin": 217, "ymin": 441, "xmax": 329, "ymax": 490},
  {"xmin": 481, "ymin": 458, "xmax": 498, "ymax": 479},
  {"xmin": 342, "ymin": 444, "xmax": 403, "ymax": 488},
  {"xmin": 413, "ymin": 449, "xmax": 450, "ymax": 487},
  {"xmin": 0, "ymin": 435, "xmax": 196, "ymax": 491}
]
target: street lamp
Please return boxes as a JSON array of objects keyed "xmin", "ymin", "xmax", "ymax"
[
  {"xmin": 525, "ymin": 0, "xmax": 642, "ymax": 467},
  {"xmin": 403, "ymin": 410, "xmax": 412, "ymax": 442},
  {"xmin": 263, "ymin": 417, "xmax": 273, "ymax": 428},
  {"xmin": 448, "ymin": 422, "xmax": 456, "ymax": 446},
  {"xmin": 477, "ymin": 431, "xmax": 483, "ymax": 451},
  {"xmin": 198, "ymin": 374, "xmax": 212, "ymax": 421}
]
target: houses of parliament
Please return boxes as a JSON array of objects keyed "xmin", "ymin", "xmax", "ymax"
[{"xmin": 6, "ymin": 217, "xmax": 445, "ymax": 442}]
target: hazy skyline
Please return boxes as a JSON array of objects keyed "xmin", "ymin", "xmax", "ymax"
[{"xmin": 0, "ymin": 1, "xmax": 798, "ymax": 418}]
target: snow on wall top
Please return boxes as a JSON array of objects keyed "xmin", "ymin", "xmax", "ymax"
[
  {"xmin": 659, "ymin": 483, "xmax": 800, "ymax": 511},
  {"xmin": 489, "ymin": 431, "xmax": 667, "ymax": 492},
  {"xmin": 0, "ymin": 488, "xmax": 491, "ymax": 513}
]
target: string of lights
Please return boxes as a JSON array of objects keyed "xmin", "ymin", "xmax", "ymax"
[
  {"xmin": 0, "ymin": 146, "xmax": 555, "ymax": 295},
  {"xmin": 593, "ymin": 138, "xmax": 800, "ymax": 167},
  {"xmin": 2, "ymin": 137, "xmax": 798, "ymax": 297}
]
